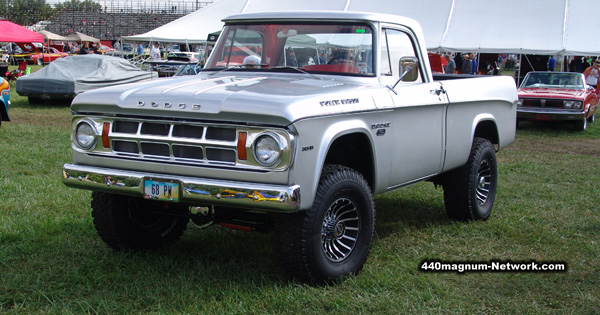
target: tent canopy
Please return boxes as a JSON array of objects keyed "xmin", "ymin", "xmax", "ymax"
[
  {"xmin": 66, "ymin": 32, "xmax": 100, "ymax": 43},
  {"xmin": 0, "ymin": 19, "xmax": 43, "ymax": 43},
  {"xmin": 123, "ymin": 0, "xmax": 600, "ymax": 55},
  {"xmin": 38, "ymin": 30, "xmax": 70, "ymax": 42}
]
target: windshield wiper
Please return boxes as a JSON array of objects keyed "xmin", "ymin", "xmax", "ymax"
[{"xmin": 270, "ymin": 66, "xmax": 322, "ymax": 80}]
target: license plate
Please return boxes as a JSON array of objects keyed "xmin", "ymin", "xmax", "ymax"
[
  {"xmin": 144, "ymin": 180, "xmax": 179, "ymax": 202},
  {"xmin": 535, "ymin": 113, "xmax": 551, "ymax": 121}
]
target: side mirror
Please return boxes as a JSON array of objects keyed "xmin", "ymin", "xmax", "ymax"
[{"xmin": 398, "ymin": 56, "xmax": 419, "ymax": 82}]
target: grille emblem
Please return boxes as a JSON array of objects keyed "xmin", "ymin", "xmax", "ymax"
[{"xmin": 540, "ymin": 99, "xmax": 546, "ymax": 107}]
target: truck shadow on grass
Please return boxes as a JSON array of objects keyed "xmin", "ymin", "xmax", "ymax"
[{"xmin": 374, "ymin": 188, "xmax": 451, "ymax": 239}]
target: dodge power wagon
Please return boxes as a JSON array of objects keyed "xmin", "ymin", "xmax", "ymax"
[{"xmin": 62, "ymin": 11, "xmax": 518, "ymax": 284}]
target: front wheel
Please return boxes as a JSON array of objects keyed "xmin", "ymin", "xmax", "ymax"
[
  {"xmin": 36, "ymin": 58, "xmax": 43, "ymax": 66},
  {"xmin": 588, "ymin": 112, "xmax": 595, "ymax": 123},
  {"xmin": 442, "ymin": 137, "xmax": 498, "ymax": 221},
  {"xmin": 575, "ymin": 114, "xmax": 588, "ymax": 131},
  {"xmin": 274, "ymin": 165, "xmax": 375, "ymax": 285},
  {"xmin": 91, "ymin": 192, "xmax": 189, "ymax": 250}
]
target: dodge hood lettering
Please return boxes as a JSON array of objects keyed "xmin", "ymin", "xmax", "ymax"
[{"xmin": 71, "ymin": 74, "xmax": 378, "ymax": 125}]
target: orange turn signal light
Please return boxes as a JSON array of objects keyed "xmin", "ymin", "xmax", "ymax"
[
  {"xmin": 237, "ymin": 131, "xmax": 247, "ymax": 160},
  {"xmin": 102, "ymin": 122, "xmax": 110, "ymax": 148}
]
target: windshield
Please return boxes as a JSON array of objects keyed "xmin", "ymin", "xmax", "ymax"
[
  {"xmin": 521, "ymin": 72, "xmax": 585, "ymax": 90},
  {"xmin": 205, "ymin": 23, "xmax": 374, "ymax": 76}
]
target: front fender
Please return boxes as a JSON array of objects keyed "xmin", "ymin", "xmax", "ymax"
[{"xmin": 291, "ymin": 117, "xmax": 375, "ymax": 210}]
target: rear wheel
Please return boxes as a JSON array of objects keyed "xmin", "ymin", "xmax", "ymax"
[
  {"xmin": 274, "ymin": 165, "xmax": 375, "ymax": 285},
  {"xmin": 91, "ymin": 192, "xmax": 189, "ymax": 250},
  {"xmin": 442, "ymin": 137, "xmax": 497, "ymax": 221}
]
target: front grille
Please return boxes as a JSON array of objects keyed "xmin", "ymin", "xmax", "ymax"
[
  {"xmin": 108, "ymin": 120, "xmax": 239, "ymax": 165},
  {"xmin": 520, "ymin": 98, "xmax": 564, "ymax": 108}
]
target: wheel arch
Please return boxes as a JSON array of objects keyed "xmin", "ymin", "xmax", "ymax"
[
  {"xmin": 472, "ymin": 115, "xmax": 499, "ymax": 149},
  {"xmin": 323, "ymin": 132, "xmax": 375, "ymax": 191}
]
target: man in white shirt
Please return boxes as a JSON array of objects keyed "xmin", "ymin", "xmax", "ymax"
[
  {"xmin": 583, "ymin": 59, "xmax": 600, "ymax": 89},
  {"xmin": 150, "ymin": 42, "xmax": 161, "ymax": 61}
]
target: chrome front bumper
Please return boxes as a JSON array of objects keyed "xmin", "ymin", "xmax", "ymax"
[
  {"xmin": 62, "ymin": 163, "xmax": 301, "ymax": 212},
  {"xmin": 517, "ymin": 107, "xmax": 585, "ymax": 121}
]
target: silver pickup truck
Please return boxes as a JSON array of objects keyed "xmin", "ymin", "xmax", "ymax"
[{"xmin": 63, "ymin": 11, "xmax": 518, "ymax": 284}]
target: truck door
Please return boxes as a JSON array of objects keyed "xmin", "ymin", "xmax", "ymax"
[{"xmin": 378, "ymin": 28, "xmax": 448, "ymax": 187}]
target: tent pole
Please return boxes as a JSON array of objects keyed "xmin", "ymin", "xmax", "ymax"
[{"xmin": 517, "ymin": 53, "xmax": 522, "ymax": 84}]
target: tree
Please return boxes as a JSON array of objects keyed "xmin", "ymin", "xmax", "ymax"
[
  {"xmin": 0, "ymin": 0, "xmax": 56, "ymax": 26},
  {"xmin": 54, "ymin": 0, "xmax": 102, "ymax": 12}
]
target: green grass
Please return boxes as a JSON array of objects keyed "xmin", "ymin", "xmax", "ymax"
[{"xmin": 1, "ymin": 86, "xmax": 599, "ymax": 313}]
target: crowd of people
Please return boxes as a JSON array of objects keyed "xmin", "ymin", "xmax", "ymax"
[{"xmin": 440, "ymin": 52, "xmax": 600, "ymax": 88}]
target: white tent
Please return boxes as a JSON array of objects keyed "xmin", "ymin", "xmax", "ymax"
[{"xmin": 123, "ymin": 0, "xmax": 600, "ymax": 55}]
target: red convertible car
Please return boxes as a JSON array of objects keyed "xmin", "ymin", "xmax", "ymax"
[
  {"xmin": 517, "ymin": 71, "xmax": 598, "ymax": 131},
  {"xmin": 11, "ymin": 43, "xmax": 69, "ymax": 66},
  {"xmin": 29, "ymin": 46, "xmax": 69, "ymax": 65}
]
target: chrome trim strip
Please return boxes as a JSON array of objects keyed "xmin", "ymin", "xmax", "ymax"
[
  {"xmin": 517, "ymin": 108, "xmax": 585, "ymax": 120},
  {"xmin": 62, "ymin": 163, "xmax": 301, "ymax": 212}
]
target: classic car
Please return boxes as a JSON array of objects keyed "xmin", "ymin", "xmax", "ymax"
[
  {"xmin": 16, "ymin": 54, "xmax": 157, "ymax": 104},
  {"xmin": 29, "ymin": 46, "xmax": 69, "ymax": 65},
  {"xmin": 517, "ymin": 71, "xmax": 598, "ymax": 130},
  {"xmin": 0, "ymin": 77, "xmax": 10, "ymax": 127},
  {"xmin": 8, "ymin": 43, "xmax": 68, "ymax": 66}
]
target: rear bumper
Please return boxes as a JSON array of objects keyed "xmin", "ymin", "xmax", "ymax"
[
  {"xmin": 62, "ymin": 163, "xmax": 301, "ymax": 212},
  {"xmin": 517, "ymin": 108, "xmax": 585, "ymax": 121}
]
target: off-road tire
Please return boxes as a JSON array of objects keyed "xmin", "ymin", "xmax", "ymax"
[
  {"xmin": 442, "ymin": 137, "xmax": 497, "ymax": 221},
  {"xmin": 274, "ymin": 164, "xmax": 375, "ymax": 285},
  {"xmin": 91, "ymin": 192, "xmax": 189, "ymax": 250}
]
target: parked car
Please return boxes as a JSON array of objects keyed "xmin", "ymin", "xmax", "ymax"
[
  {"xmin": 30, "ymin": 46, "xmax": 69, "ymax": 65},
  {"xmin": 517, "ymin": 71, "xmax": 598, "ymax": 130},
  {"xmin": 0, "ymin": 77, "xmax": 10, "ymax": 127},
  {"xmin": 16, "ymin": 54, "xmax": 158, "ymax": 104}
]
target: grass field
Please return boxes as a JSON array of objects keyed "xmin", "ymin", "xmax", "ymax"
[{"xmin": 1, "ymin": 76, "xmax": 599, "ymax": 313}]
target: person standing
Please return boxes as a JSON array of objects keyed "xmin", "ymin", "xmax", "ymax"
[
  {"xmin": 460, "ymin": 53, "xmax": 471, "ymax": 74},
  {"xmin": 583, "ymin": 59, "xmax": 600, "ymax": 89},
  {"xmin": 470, "ymin": 53, "xmax": 478, "ymax": 74},
  {"xmin": 548, "ymin": 56, "xmax": 556, "ymax": 71},
  {"xmin": 444, "ymin": 53, "xmax": 456, "ymax": 74},
  {"xmin": 286, "ymin": 48, "xmax": 298, "ymax": 67},
  {"xmin": 137, "ymin": 43, "xmax": 144, "ymax": 56},
  {"xmin": 150, "ymin": 42, "xmax": 161, "ymax": 61},
  {"xmin": 78, "ymin": 42, "xmax": 91, "ymax": 54}
]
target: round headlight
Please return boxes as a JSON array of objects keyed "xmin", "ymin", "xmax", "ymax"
[
  {"xmin": 564, "ymin": 101, "xmax": 573, "ymax": 108},
  {"xmin": 572, "ymin": 101, "xmax": 583, "ymax": 109},
  {"xmin": 254, "ymin": 134, "xmax": 282, "ymax": 167},
  {"xmin": 75, "ymin": 121, "xmax": 97, "ymax": 150}
]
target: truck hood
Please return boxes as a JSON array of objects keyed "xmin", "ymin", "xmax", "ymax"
[{"xmin": 71, "ymin": 73, "xmax": 379, "ymax": 126}]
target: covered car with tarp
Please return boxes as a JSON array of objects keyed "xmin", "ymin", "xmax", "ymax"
[{"xmin": 16, "ymin": 54, "xmax": 158, "ymax": 103}]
